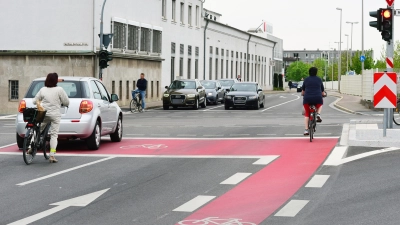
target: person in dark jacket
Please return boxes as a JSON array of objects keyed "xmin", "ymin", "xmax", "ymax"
[
  {"xmin": 301, "ymin": 67, "xmax": 326, "ymax": 135},
  {"xmin": 288, "ymin": 80, "xmax": 293, "ymax": 91},
  {"xmin": 134, "ymin": 73, "xmax": 147, "ymax": 111}
]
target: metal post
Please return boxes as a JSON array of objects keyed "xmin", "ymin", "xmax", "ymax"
[
  {"xmin": 99, "ymin": 0, "xmax": 107, "ymax": 80},
  {"xmin": 384, "ymin": 108, "xmax": 388, "ymax": 137},
  {"xmin": 361, "ymin": 0, "xmax": 365, "ymax": 72},
  {"xmin": 338, "ymin": 8, "xmax": 342, "ymax": 93},
  {"xmin": 387, "ymin": 4, "xmax": 395, "ymax": 129},
  {"xmin": 345, "ymin": 34, "xmax": 349, "ymax": 74}
]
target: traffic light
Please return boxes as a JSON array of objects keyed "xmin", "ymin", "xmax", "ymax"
[
  {"xmin": 99, "ymin": 50, "xmax": 113, "ymax": 69},
  {"xmin": 381, "ymin": 8, "xmax": 393, "ymax": 42},
  {"xmin": 369, "ymin": 8, "xmax": 383, "ymax": 31}
]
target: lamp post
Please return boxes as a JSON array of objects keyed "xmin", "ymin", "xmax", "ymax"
[
  {"xmin": 345, "ymin": 34, "xmax": 349, "ymax": 74},
  {"xmin": 331, "ymin": 48, "xmax": 335, "ymax": 89},
  {"xmin": 346, "ymin": 21, "xmax": 358, "ymax": 67},
  {"xmin": 361, "ymin": 0, "xmax": 364, "ymax": 72},
  {"xmin": 336, "ymin": 7, "xmax": 342, "ymax": 93}
]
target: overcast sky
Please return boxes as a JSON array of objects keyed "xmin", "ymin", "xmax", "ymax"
[{"xmin": 204, "ymin": 0, "xmax": 397, "ymax": 60}]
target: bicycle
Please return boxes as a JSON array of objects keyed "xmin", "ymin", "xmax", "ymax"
[
  {"xmin": 308, "ymin": 105, "xmax": 317, "ymax": 142},
  {"xmin": 393, "ymin": 98, "xmax": 400, "ymax": 125},
  {"xmin": 130, "ymin": 90, "xmax": 143, "ymax": 113},
  {"xmin": 22, "ymin": 108, "xmax": 52, "ymax": 165}
]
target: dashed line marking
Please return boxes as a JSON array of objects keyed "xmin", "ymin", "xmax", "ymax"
[
  {"xmin": 173, "ymin": 195, "xmax": 216, "ymax": 212},
  {"xmin": 252, "ymin": 156, "xmax": 279, "ymax": 165},
  {"xmin": 220, "ymin": 173, "xmax": 252, "ymax": 185},
  {"xmin": 305, "ymin": 175, "xmax": 330, "ymax": 188},
  {"xmin": 274, "ymin": 200, "xmax": 309, "ymax": 217}
]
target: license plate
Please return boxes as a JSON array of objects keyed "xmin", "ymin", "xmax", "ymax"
[{"xmin": 172, "ymin": 99, "xmax": 184, "ymax": 104}]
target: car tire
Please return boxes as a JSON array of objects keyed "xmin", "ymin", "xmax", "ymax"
[
  {"xmin": 193, "ymin": 98, "xmax": 199, "ymax": 110},
  {"xmin": 201, "ymin": 98, "xmax": 207, "ymax": 108},
  {"xmin": 225, "ymin": 105, "xmax": 229, "ymax": 110},
  {"xmin": 260, "ymin": 98, "xmax": 265, "ymax": 108},
  {"xmin": 163, "ymin": 105, "xmax": 169, "ymax": 110},
  {"xmin": 255, "ymin": 99, "xmax": 260, "ymax": 110},
  {"xmin": 16, "ymin": 133, "xmax": 24, "ymax": 149},
  {"xmin": 110, "ymin": 116, "xmax": 122, "ymax": 142},
  {"xmin": 87, "ymin": 121, "xmax": 101, "ymax": 150}
]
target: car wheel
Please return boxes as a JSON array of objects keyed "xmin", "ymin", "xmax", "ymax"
[
  {"xmin": 163, "ymin": 105, "xmax": 169, "ymax": 110},
  {"xmin": 193, "ymin": 98, "xmax": 199, "ymax": 110},
  {"xmin": 221, "ymin": 95, "xmax": 225, "ymax": 103},
  {"xmin": 260, "ymin": 97, "xmax": 265, "ymax": 108},
  {"xmin": 225, "ymin": 104, "xmax": 229, "ymax": 110},
  {"xmin": 110, "ymin": 116, "xmax": 122, "ymax": 142},
  {"xmin": 87, "ymin": 121, "xmax": 101, "ymax": 150},
  {"xmin": 16, "ymin": 133, "xmax": 24, "ymax": 149},
  {"xmin": 255, "ymin": 99, "xmax": 260, "ymax": 110},
  {"xmin": 201, "ymin": 98, "xmax": 207, "ymax": 108}
]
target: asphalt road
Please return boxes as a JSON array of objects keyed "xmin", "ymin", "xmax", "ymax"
[{"xmin": 0, "ymin": 92, "xmax": 398, "ymax": 225}]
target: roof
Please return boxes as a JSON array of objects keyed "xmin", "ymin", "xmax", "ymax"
[{"xmin": 33, "ymin": 77, "xmax": 95, "ymax": 81}]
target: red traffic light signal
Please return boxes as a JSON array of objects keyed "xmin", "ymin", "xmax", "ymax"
[{"xmin": 382, "ymin": 9, "xmax": 392, "ymax": 19}]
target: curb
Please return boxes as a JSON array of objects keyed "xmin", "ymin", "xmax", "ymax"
[{"xmin": 330, "ymin": 95, "xmax": 363, "ymax": 115}]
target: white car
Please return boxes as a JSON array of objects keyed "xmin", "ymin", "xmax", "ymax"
[{"xmin": 16, "ymin": 77, "xmax": 123, "ymax": 150}]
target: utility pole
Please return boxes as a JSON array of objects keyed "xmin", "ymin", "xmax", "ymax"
[{"xmin": 99, "ymin": 0, "xmax": 107, "ymax": 80}]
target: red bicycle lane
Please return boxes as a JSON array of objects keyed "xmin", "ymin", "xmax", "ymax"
[{"xmin": 1, "ymin": 137, "xmax": 337, "ymax": 224}]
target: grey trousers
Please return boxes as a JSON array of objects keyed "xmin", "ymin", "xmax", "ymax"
[{"xmin": 41, "ymin": 115, "xmax": 61, "ymax": 156}]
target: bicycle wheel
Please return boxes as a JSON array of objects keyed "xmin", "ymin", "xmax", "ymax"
[
  {"xmin": 130, "ymin": 99, "xmax": 137, "ymax": 113},
  {"xmin": 41, "ymin": 124, "xmax": 51, "ymax": 160},
  {"xmin": 393, "ymin": 108, "xmax": 400, "ymax": 125},
  {"xmin": 309, "ymin": 115, "xmax": 314, "ymax": 142},
  {"xmin": 137, "ymin": 100, "xmax": 143, "ymax": 112},
  {"xmin": 23, "ymin": 128, "xmax": 37, "ymax": 165}
]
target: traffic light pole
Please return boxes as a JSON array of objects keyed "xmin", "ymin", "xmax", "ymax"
[
  {"xmin": 99, "ymin": 0, "xmax": 107, "ymax": 81},
  {"xmin": 386, "ymin": 3, "xmax": 394, "ymax": 129}
]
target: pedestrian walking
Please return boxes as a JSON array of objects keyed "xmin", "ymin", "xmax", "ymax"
[{"xmin": 288, "ymin": 80, "xmax": 293, "ymax": 91}]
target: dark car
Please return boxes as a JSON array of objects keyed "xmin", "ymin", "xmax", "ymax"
[
  {"xmin": 163, "ymin": 79, "xmax": 207, "ymax": 110},
  {"xmin": 297, "ymin": 81, "xmax": 304, "ymax": 92},
  {"xmin": 218, "ymin": 79, "xmax": 238, "ymax": 91},
  {"xmin": 291, "ymin": 82, "xmax": 298, "ymax": 88},
  {"xmin": 224, "ymin": 82, "xmax": 265, "ymax": 110},
  {"xmin": 200, "ymin": 80, "xmax": 226, "ymax": 105}
]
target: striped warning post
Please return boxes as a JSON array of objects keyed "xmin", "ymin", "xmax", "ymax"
[
  {"xmin": 386, "ymin": 57, "xmax": 394, "ymax": 69},
  {"xmin": 373, "ymin": 72, "xmax": 397, "ymax": 108}
]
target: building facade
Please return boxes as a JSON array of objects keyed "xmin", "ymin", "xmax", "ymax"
[{"xmin": 0, "ymin": 0, "xmax": 283, "ymax": 114}]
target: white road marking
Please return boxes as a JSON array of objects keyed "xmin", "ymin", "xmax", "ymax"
[
  {"xmin": 284, "ymin": 134, "xmax": 303, "ymax": 136},
  {"xmin": 220, "ymin": 173, "xmax": 252, "ymax": 185},
  {"xmin": 230, "ymin": 134, "xmax": 250, "ymax": 136},
  {"xmin": 257, "ymin": 134, "xmax": 277, "ymax": 136},
  {"xmin": 0, "ymin": 143, "xmax": 18, "ymax": 149},
  {"xmin": 338, "ymin": 147, "xmax": 400, "ymax": 166},
  {"xmin": 121, "ymin": 137, "xmax": 339, "ymax": 140},
  {"xmin": 314, "ymin": 133, "xmax": 332, "ymax": 135},
  {"xmin": 274, "ymin": 200, "xmax": 309, "ymax": 217},
  {"xmin": 0, "ymin": 133, "xmax": 14, "ymax": 134},
  {"xmin": 177, "ymin": 134, "xmax": 197, "ymax": 137},
  {"xmin": 126, "ymin": 134, "xmax": 145, "ymax": 136},
  {"xmin": 16, "ymin": 157, "xmax": 115, "ymax": 186},
  {"xmin": 305, "ymin": 175, "xmax": 330, "ymax": 188},
  {"xmin": 323, "ymin": 146, "xmax": 348, "ymax": 166},
  {"xmin": 203, "ymin": 105, "xmax": 224, "ymax": 111},
  {"xmin": 173, "ymin": 195, "xmax": 216, "ymax": 212},
  {"xmin": 203, "ymin": 135, "xmax": 224, "ymax": 137},
  {"xmin": 151, "ymin": 134, "xmax": 170, "ymax": 136},
  {"xmin": 261, "ymin": 95, "xmax": 300, "ymax": 112},
  {"xmin": 253, "ymin": 156, "xmax": 279, "ymax": 165}
]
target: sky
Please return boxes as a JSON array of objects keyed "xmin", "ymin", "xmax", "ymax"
[{"xmin": 204, "ymin": 0, "xmax": 398, "ymax": 61}]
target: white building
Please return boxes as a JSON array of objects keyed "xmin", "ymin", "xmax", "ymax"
[{"xmin": 0, "ymin": 0, "xmax": 283, "ymax": 114}]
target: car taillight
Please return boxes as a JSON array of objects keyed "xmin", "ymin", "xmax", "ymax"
[
  {"xmin": 79, "ymin": 100, "xmax": 93, "ymax": 114},
  {"xmin": 18, "ymin": 100, "xmax": 26, "ymax": 113}
]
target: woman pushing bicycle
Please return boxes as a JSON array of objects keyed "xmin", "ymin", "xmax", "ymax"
[
  {"xmin": 301, "ymin": 67, "xmax": 326, "ymax": 136},
  {"xmin": 33, "ymin": 73, "xmax": 69, "ymax": 163}
]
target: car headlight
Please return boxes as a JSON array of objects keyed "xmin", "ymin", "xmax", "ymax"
[
  {"xmin": 225, "ymin": 96, "xmax": 232, "ymax": 99},
  {"xmin": 187, "ymin": 94, "xmax": 196, "ymax": 98},
  {"xmin": 248, "ymin": 95, "xmax": 257, "ymax": 100},
  {"xmin": 207, "ymin": 93, "xmax": 213, "ymax": 96},
  {"xmin": 163, "ymin": 94, "xmax": 170, "ymax": 97}
]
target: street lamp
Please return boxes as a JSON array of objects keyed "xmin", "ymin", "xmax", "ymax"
[
  {"xmin": 336, "ymin": 7, "xmax": 342, "ymax": 93},
  {"xmin": 346, "ymin": 21, "xmax": 359, "ymax": 67},
  {"xmin": 345, "ymin": 34, "xmax": 349, "ymax": 74}
]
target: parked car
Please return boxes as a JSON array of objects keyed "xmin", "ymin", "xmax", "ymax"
[
  {"xmin": 16, "ymin": 77, "xmax": 123, "ymax": 150},
  {"xmin": 297, "ymin": 81, "xmax": 304, "ymax": 92},
  {"xmin": 224, "ymin": 82, "xmax": 265, "ymax": 110},
  {"xmin": 218, "ymin": 79, "xmax": 239, "ymax": 91},
  {"xmin": 163, "ymin": 79, "xmax": 207, "ymax": 110},
  {"xmin": 291, "ymin": 82, "xmax": 298, "ymax": 88},
  {"xmin": 200, "ymin": 80, "xmax": 225, "ymax": 105}
]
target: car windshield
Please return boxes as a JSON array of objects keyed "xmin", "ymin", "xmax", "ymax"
[
  {"xmin": 298, "ymin": 81, "xmax": 304, "ymax": 86},
  {"xmin": 230, "ymin": 83, "xmax": 256, "ymax": 92},
  {"xmin": 219, "ymin": 80, "xmax": 235, "ymax": 86},
  {"xmin": 25, "ymin": 80, "xmax": 86, "ymax": 98},
  {"xmin": 201, "ymin": 81, "xmax": 216, "ymax": 89},
  {"xmin": 169, "ymin": 81, "xmax": 196, "ymax": 89}
]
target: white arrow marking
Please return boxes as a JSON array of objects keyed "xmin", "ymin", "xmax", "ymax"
[
  {"xmin": 8, "ymin": 188, "xmax": 109, "ymax": 225},
  {"xmin": 279, "ymin": 96, "xmax": 287, "ymax": 98},
  {"xmin": 323, "ymin": 147, "xmax": 400, "ymax": 166}
]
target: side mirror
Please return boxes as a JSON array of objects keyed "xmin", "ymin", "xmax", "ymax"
[
  {"xmin": 217, "ymin": 87, "xmax": 221, "ymax": 90},
  {"xmin": 225, "ymin": 88, "xmax": 230, "ymax": 92},
  {"xmin": 111, "ymin": 94, "xmax": 119, "ymax": 102},
  {"xmin": 257, "ymin": 89, "xmax": 262, "ymax": 92},
  {"xmin": 197, "ymin": 86, "xmax": 203, "ymax": 89},
  {"xmin": 165, "ymin": 86, "xmax": 169, "ymax": 89}
]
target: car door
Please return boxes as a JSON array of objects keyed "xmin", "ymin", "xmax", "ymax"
[
  {"xmin": 89, "ymin": 80, "xmax": 110, "ymax": 134},
  {"xmin": 95, "ymin": 80, "xmax": 116, "ymax": 134}
]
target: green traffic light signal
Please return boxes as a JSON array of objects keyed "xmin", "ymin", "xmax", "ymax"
[{"xmin": 369, "ymin": 9, "xmax": 382, "ymax": 31}]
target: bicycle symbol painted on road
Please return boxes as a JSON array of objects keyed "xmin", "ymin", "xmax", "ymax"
[
  {"xmin": 119, "ymin": 144, "xmax": 168, "ymax": 150},
  {"xmin": 178, "ymin": 217, "xmax": 256, "ymax": 225}
]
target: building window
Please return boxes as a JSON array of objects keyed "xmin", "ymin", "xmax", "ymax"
[
  {"xmin": 231, "ymin": 61, "xmax": 233, "ymax": 78},
  {"xmin": 171, "ymin": 42, "xmax": 175, "ymax": 54},
  {"xmin": 221, "ymin": 59, "xmax": 224, "ymax": 78},
  {"xmin": 188, "ymin": 58, "xmax": 192, "ymax": 79},
  {"xmin": 126, "ymin": 81, "xmax": 129, "ymax": 100},
  {"xmin": 171, "ymin": 57, "xmax": 175, "ymax": 82},
  {"xmin": 172, "ymin": 0, "xmax": 176, "ymax": 21},
  {"xmin": 226, "ymin": 50, "xmax": 229, "ymax": 57},
  {"xmin": 179, "ymin": 57, "xmax": 183, "ymax": 77},
  {"xmin": 140, "ymin": 27, "xmax": 151, "ymax": 52},
  {"xmin": 119, "ymin": 81, "xmax": 122, "ymax": 100},
  {"xmin": 180, "ymin": 2, "xmax": 184, "ymax": 24},
  {"xmin": 112, "ymin": 81, "xmax": 115, "ymax": 95},
  {"xmin": 210, "ymin": 46, "xmax": 213, "ymax": 54},
  {"xmin": 127, "ymin": 24, "xmax": 139, "ymax": 51},
  {"xmin": 196, "ymin": 5, "xmax": 199, "ymax": 27},
  {"xmin": 216, "ymin": 48, "xmax": 219, "ymax": 56},
  {"xmin": 215, "ymin": 59, "xmax": 219, "ymax": 80},
  {"xmin": 152, "ymin": 30, "xmax": 162, "ymax": 53},
  {"xmin": 195, "ymin": 59, "xmax": 199, "ymax": 79},
  {"xmin": 236, "ymin": 62, "xmax": 238, "ymax": 78},
  {"xmin": 157, "ymin": 81, "xmax": 160, "ymax": 98},
  {"xmin": 231, "ymin": 51, "xmax": 234, "ymax": 58},
  {"xmin": 226, "ymin": 60, "xmax": 229, "ymax": 78},
  {"xmin": 162, "ymin": 0, "xmax": 167, "ymax": 18},
  {"xmin": 113, "ymin": 22, "xmax": 125, "ymax": 49},
  {"xmin": 209, "ymin": 58, "xmax": 213, "ymax": 80},
  {"xmin": 240, "ymin": 52, "xmax": 242, "ymax": 59},
  {"xmin": 195, "ymin": 46, "xmax": 199, "ymax": 56},
  {"xmin": 151, "ymin": 81, "xmax": 154, "ymax": 98},
  {"xmin": 222, "ymin": 49, "xmax": 224, "ymax": 56},
  {"xmin": 311, "ymin": 54, "xmax": 314, "ymax": 59},
  {"xmin": 180, "ymin": 44, "xmax": 184, "ymax": 54},
  {"xmin": 236, "ymin": 52, "xmax": 238, "ymax": 58},
  {"xmin": 9, "ymin": 80, "xmax": 18, "ymax": 100},
  {"xmin": 188, "ymin": 5, "xmax": 192, "ymax": 26},
  {"xmin": 188, "ymin": 45, "xmax": 192, "ymax": 56}
]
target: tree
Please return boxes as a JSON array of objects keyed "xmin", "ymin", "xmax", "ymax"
[
  {"xmin": 313, "ymin": 58, "xmax": 327, "ymax": 80},
  {"xmin": 285, "ymin": 61, "xmax": 311, "ymax": 81},
  {"xmin": 349, "ymin": 50, "xmax": 374, "ymax": 74}
]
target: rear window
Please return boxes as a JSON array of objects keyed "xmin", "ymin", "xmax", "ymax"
[{"xmin": 25, "ymin": 81, "xmax": 88, "ymax": 98}]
